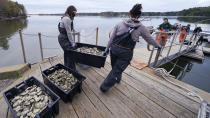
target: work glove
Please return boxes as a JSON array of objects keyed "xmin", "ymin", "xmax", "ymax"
[
  {"xmin": 103, "ymin": 48, "xmax": 109, "ymax": 56},
  {"xmin": 163, "ymin": 29, "xmax": 169, "ymax": 32},
  {"xmin": 157, "ymin": 45, "xmax": 162, "ymax": 50},
  {"xmin": 71, "ymin": 43, "xmax": 77, "ymax": 50}
]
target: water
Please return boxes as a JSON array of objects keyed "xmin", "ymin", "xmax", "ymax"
[
  {"xmin": 0, "ymin": 15, "xmax": 210, "ymax": 92},
  {"xmin": 160, "ymin": 54, "xmax": 210, "ymax": 93}
]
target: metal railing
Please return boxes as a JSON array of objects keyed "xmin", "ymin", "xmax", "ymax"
[
  {"xmin": 148, "ymin": 31, "xmax": 200, "ymax": 67},
  {"xmin": 11, "ymin": 27, "xmax": 99, "ymax": 64}
]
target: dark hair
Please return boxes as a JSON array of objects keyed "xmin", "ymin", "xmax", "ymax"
[
  {"xmin": 164, "ymin": 18, "xmax": 168, "ymax": 21},
  {"xmin": 129, "ymin": 4, "xmax": 142, "ymax": 18},
  {"xmin": 63, "ymin": 5, "xmax": 77, "ymax": 20}
]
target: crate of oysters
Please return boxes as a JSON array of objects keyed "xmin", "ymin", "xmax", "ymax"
[
  {"xmin": 41, "ymin": 64, "xmax": 86, "ymax": 102},
  {"xmin": 3, "ymin": 77, "xmax": 60, "ymax": 118},
  {"xmin": 68, "ymin": 42, "xmax": 107, "ymax": 68}
]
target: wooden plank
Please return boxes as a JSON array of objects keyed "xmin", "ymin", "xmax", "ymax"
[
  {"xmin": 78, "ymin": 68, "xmax": 140, "ymax": 118},
  {"xmin": 82, "ymin": 82, "xmax": 114, "ymax": 118},
  {"xmin": 142, "ymin": 67, "xmax": 210, "ymax": 103},
  {"xmin": 56, "ymin": 100, "xmax": 78, "ymax": 118},
  {"xmin": 71, "ymin": 91, "xmax": 103, "ymax": 118},
  {"xmin": 80, "ymin": 67, "xmax": 172, "ymax": 118},
  {"xmin": 106, "ymin": 57, "xmax": 201, "ymax": 104},
  {"xmin": 122, "ymin": 65, "xmax": 200, "ymax": 113},
  {"xmin": 93, "ymin": 66, "xmax": 195, "ymax": 118},
  {"xmin": 104, "ymin": 63, "xmax": 199, "ymax": 116},
  {"xmin": 0, "ymin": 98, "xmax": 10, "ymax": 118}
]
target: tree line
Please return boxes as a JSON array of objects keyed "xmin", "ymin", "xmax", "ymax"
[
  {"xmin": 0, "ymin": 0, "xmax": 26, "ymax": 18},
  {"xmin": 76, "ymin": 6, "xmax": 210, "ymax": 17}
]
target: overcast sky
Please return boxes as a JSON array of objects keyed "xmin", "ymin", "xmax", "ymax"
[{"xmin": 13, "ymin": 0, "xmax": 210, "ymax": 14}]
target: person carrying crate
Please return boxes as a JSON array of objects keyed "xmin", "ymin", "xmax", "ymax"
[
  {"xmin": 58, "ymin": 5, "xmax": 77, "ymax": 70},
  {"xmin": 100, "ymin": 3, "xmax": 161, "ymax": 93}
]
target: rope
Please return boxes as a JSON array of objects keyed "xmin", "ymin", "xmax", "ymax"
[
  {"xmin": 80, "ymin": 29, "xmax": 96, "ymax": 38},
  {"xmin": 22, "ymin": 33, "xmax": 37, "ymax": 37},
  {"xmin": 42, "ymin": 48, "xmax": 60, "ymax": 50},
  {"xmin": 153, "ymin": 67, "xmax": 203, "ymax": 102},
  {"xmin": 41, "ymin": 34, "xmax": 58, "ymax": 38}
]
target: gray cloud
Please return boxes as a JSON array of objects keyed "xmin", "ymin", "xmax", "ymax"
[{"xmin": 14, "ymin": 0, "xmax": 210, "ymax": 14}]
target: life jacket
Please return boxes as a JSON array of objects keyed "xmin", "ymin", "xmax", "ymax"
[
  {"xmin": 157, "ymin": 28, "xmax": 168, "ymax": 46},
  {"xmin": 112, "ymin": 27, "xmax": 138, "ymax": 50},
  {"xmin": 179, "ymin": 27, "xmax": 187, "ymax": 43}
]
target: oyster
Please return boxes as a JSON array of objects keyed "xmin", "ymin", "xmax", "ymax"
[
  {"xmin": 75, "ymin": 47, "xmax": 104, "ymax": 56},
  {"xmin": 47, "ymin": 69, "xmax": 78, "ymax": 91},
  {"xmin": 10, "ymin": 85, "xmax": 52, "ymax": 118}
]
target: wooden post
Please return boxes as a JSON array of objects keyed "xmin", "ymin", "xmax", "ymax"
[
  {"xmin": 19, "ymin": 30, "xmax": 27, "ymax": 63},
  {"xmin": 38, "ymin": 33, "xmax": 44, "ymax": 61},
  {"xmin": 96, "ymin": 27, "xmax": 99, "ymax": 45},
  {"xmin": 73, "ymin": 31, "xmax": 76, "ymax": 43},
  {"xmin": 78, "ymin": 32, "xmax": 81, "ymax": 43}
]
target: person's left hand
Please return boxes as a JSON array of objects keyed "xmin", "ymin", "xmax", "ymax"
[
  {"xmin": 72, "ymin": 43, "xmax": 77, "ymax": 50},
  {"xmin": 157, "ymin": 45, "xmax": 162, "ymax": 50},
  {"xmin": 163, "ymin": 29, "xmax": 169, "ymax": 32},
  {"xmin": 103, "ymin": 48, "xmax": 109, "ymax": 56}
]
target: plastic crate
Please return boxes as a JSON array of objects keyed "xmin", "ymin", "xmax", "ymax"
[
  {"xmin": 67, "ymin": 43, "xmax": 107, "ymax": 68},
  {"xmin": 41, "ymin": 64, "xmax": 86, "ymax": 102},
  {"xmin": 3, "ymin": 77, "xmax": 60, "ymax": 118}
]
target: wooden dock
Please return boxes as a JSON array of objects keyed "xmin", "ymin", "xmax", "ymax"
[{"xmin": 1, "ymin": 49, "xmax": 210, "ymax": 118}]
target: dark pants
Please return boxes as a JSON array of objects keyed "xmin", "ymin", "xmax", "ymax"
[
  {"xmin": 58, "ymin": 34, "xmax": 76, "ymax": 71},
  {"xmin": 100, "ymin": 45, "xmax": 133, "ymax": 91}
]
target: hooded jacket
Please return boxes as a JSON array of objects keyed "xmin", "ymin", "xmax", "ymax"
[{"xmin": 106, "ymin": 18, "xmax": 159, "ymax": 49}]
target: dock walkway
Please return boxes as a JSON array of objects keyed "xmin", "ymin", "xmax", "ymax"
[{"xmin": 1, "ymin": 52, "xmax": 210, "ymax": 118}]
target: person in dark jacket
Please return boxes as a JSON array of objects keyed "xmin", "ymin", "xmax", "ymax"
[
  {"xmin": 158, "ymin": 18, "xmax": 172, "ymax": 31},
  {"xmin": 157, "ymin": 18, "xmax": 172, "ymax": 46},
  {"xmin": 58, "ymin": 5, "xmax": 77, "ymax": 70},
  {"xmin": 100, "ymin": 4, "xmax": 161, "ymax": 92}
]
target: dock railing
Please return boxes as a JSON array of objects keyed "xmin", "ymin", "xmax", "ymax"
[
  {"xmin": 1, "ymin": 27, "xmax": 200, "ymax": 67},
  {"xmin": 148, "ymin": 31, "xmax": 200, "ymax": 67},
  {"xmin": 6, "ymin": 27, "xmax": 99, "ymax": 65}
]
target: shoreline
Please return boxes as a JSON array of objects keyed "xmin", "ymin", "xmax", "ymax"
[
  {"xmin": 0, "ymin": 16, "xmax": 27, "ymax": 21},
  {"xmin": 28, "ymin": 14, "xmax": 210, "ymax": 18}
]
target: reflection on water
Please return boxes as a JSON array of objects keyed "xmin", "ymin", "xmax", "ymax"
[
  {"xmin": 177, "ymin": 17, "xmax": 210, "ymax": 24},
  {"xmin": 160, "ymin": 54, "xmax": 210, "ymax": 93},
  {"xmin": 0, "ymin": 18, "xmax": 27, "ymax": 50}
]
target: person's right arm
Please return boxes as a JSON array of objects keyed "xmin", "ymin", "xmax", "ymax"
[{"xmin": 62, "ymin": 17, "xmax": 75, "ymax": 47}]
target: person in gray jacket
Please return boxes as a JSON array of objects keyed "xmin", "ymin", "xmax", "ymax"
[
  {"xmin": 58, "ymin": 5, "xmax": 77, "ymax": 70},
  {"xmin": 100, "ymin": 4, "xmax": 161, "ymax": 92}
]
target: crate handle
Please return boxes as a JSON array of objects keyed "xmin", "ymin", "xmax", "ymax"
[
  {"xmin": 16, "ymin": 82, "xmax": 25, "ymax": 89},
  {"xmin": 49, "ymin": 66, "xmax": 55, "ymax": 71}
]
